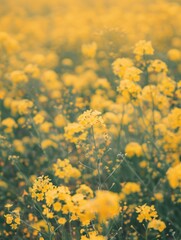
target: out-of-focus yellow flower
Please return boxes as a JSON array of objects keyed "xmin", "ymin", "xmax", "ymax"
[
  {"xmin": 39, "ymin": 122, "xmax": 52, "ymax": 133},
  {"xmin": 13, "ymin": 139, "xmax": 25, "ymax": 153},
  {"xmin": 112, "ymin": 58, "xmax": 133, "ymax": 78},
  {"xmin": 76, "ymin": 184, "xmax": 94, "ymax": 199},
  {"xmin": 41, "ymin": 139, "xmax": 58, "ymax": 149},
  {"xmin": 121, "ymin": 182, "xmax": 141, "ymax": 195},
  {"xmin": 86, "ymin": 190, "xmax": 120, "ymax": 222},
  {"xmin": 167, "ymin": 49, "xmax": 181, "ymax": 61},
  {"xmin": 154, "ymin": 193, "xmax": 164, "ymax": 202},
  {"xmin": 10, "ymin": 71, "xmax": 28, "ymax": 84},
  {"xmin": 64, "ymin": 122, "xmax": 87, "ymax": 144},
  {"xmin": 167, "ymin": 163, "xmax": 181, "ymax": 189},
  {"xmin": 81, "ymin": 231, "xmax": 107, "ymax": 240},
  {"xmin": 57, "ymin": 217, "xmax": 66, "ymax": 225},
  {"xmin": 125, "ymin": 142, "xmax": 142, "ymax": 157},
  {"xmin": 24, "ymin": 64, "xmax": 40, "ymax": 78},
  {"xmin": 17, "ymin": 99, "xmax": 34, "ymax": 115},
  {"xmin": 4, "ymin": 210, "xmax": 21, "ymax": 230},
  {"xmin": 118, "ymin": 80, "xmax": 141, "ymax": 102},
  {"xmin": 4, "ymin": 214, "xmax": 13, "ymax": 224},
  {"xmin": 1, "ymin": 118, "xmax": 18, "ymax": 132},
  {"xmin": 148, "ymin": 219, "xmax": 166, "ymax": 232},
  {"xmin": 123, "ymin": 66, "xmax": 142, "ymax": 82},
  {"xmin": 33, "ymin": 112, "xmax": 45, "ymax": 125},
  {"xmin": 158, "ymin": 77, "xmax": 176, "ymax": 97},
  {"xmin": 54, "ymin": 114, "xmax": 67, "ymax": 128},
  {"xmin": 0, "ymin": 32, "xmax": 19, "ymax": 53},
  {"xmin": 82, "ymin": 42, "xmax": 97, "ymax": 58},
  {"xmin": 134, "ymin": 40, "xmax": 154, "ymax": 60}
]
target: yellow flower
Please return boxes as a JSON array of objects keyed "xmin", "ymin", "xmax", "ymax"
[
  {"xmin": 4, "ymin": 203, "xmax": 13, "ymax": 209},
  {"xmin": 54, "ymin": 114, "xmax": 67, "ymax": 128},
  {"xmin": 10, "ymin": 224, "xmax": 18, "ymax": 229},
  {"xmin": 121, "ymin": 182, "xmax": 141, "ymax": 195},
  {"xmin": 1, "ymin": 118, "xmax": 18, "ymax": 129},
  {"xmin": 81, "ymin": 42, "xmax": 97, "ymax": 58},
  {"xmin": 112, "ymin": 58, "xmax": 133, "ymax": 78},
  {"xmin": 43, "ymin": 207, "xmax": 54, "ymax": 219},
  {"xmin": 4, "ymin": 211, "xmax": 21, "ymax": 230},
  {"xmin": 148, "ymin": 60, "xmax": 168, "ymax": 73},
  {"xmin": 14, "ymin": 217, "xmax": 20, "ymax": 225},
  {"xmin": 41, "ymin": 139, "xmax": 58, "ymax": 150},
  {"xmin": 133, "ymin": 40, "xmax": 154, "ymax": 59},
  {"xmin": 167, "ymin": 163, "xmax": 181, "ymax": 189},
  {"xmin": 148, "ymin": 219, "xmax": 166, "ymax": 232},
  {"xmin": 158, "ymin": 77, "xmax": 176, "ymax": 97},
  {"xmin": 24, "ymin": 64, "xmax": 40, "ymax": 78},
  {"xmin": 33, "ymin": 113, "xmax": 45, "ymax": 125},
  {"xmin": 123, "ymin": 66, "xmax": 142, "ymax": 82},
  {"xmin": 17, "ymin": 99, "xmax": 33, "ymax": 115},
  {"xmin": 4, "ymin": 214, "xmax": 13, "ymax": 224},
  {"xmin": 10, "ymin": 71, "xmax": 28, "ymax": 84},
  {"xmin": 41, "ymin": 70, "xmax": 61, "ymax": 90},
  {"xmin": 136, "ymin": 204, "xmax": 158, "ymax": 223},
  {"xmin": 64, "ymin": 122, "xmax": 87, "ymax": 144},
  {"xmin": 154, "ymin": 193, "xmax": 164, "ymax": 202},
  {"xmin": 53, "ymin": 158, "xmax": 81, "ymax": 182},
  {"xmin": 58, "ymin": 217, "xmax": 66, "ymax": 225},
  {"xmin": 30, "ymin": 176, "xmax": 54, "ymax": 201},
  {"xmin": 139, "ymin": 161, "xmax": 147, "ymax": 168},
  {"xmin": 118, "ymin": 80, "xmax": 141, "ymax": 102},
  {"xmin": 39, "ymin": 122, "xmax": 52, "ymax": 133},
  {"xmin": 86, "ymin": 190, "xmax": 120, "ymax": 222},
  {"xmin": 81, "ymin": 231, "xmax": 107, "ymax": 240},
  {"xmin": 31, "ymin": 220, "xmax": 48, "ymax": 234},
  {"xmin": 125, "ymin": 142, "xmax": 142, "ymax": 157},
  {"xmin": 53, "ymin": 202, "xmax": 62, "ymax": 212},
  {"xmin": 167, "ymin": 108, "xmax": 181, "ymax": 130},
  {"xmin": 76, "ymin": 184, "xmax": 94, "ymax": 199},
  {"xmin": 167, "ymin": 49, "xmax": 181, "ymax": 61},
  {"xmin": 0, "ymin": 32, "xmax": 19, "ymax": 53},
  {"xmin": 13, "ymin": 140, "xmax": 25, "ymax": 153},
  {"xmin": 78, "ymin": 110, "xmax": 105, "ymax": 128}
]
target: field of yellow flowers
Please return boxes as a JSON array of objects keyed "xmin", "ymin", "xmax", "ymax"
[{"xmin": 0, "ymin": 0, "xmax": 181, "ymax": 239}]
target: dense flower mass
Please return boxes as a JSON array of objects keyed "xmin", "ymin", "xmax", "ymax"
[
  {"xmin": 136, "ymin": 204, "xmax": 158, "ymax": 223},
  {"xmin": 0, "ymin": 0, "xmax": 181, "ymax": 239}
]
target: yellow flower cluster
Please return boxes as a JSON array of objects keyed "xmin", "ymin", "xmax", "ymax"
[
  {"xmin": 4, "ymin": 209, "xmax": 20, "ymax": 230},
  {"xmin": 29, "ymin": 174, "xmax": 120, "ymax": 232},
  {"xmin": 120, "ymin": 182, "xmax": 141, "ymax": 199},
  {"xmin": 30, "ymin": 176, "xmax": 54, "ymax": 201},
  {"xmin": 167, "ymin": 163, "xmax": 181, "ymax": 189},
  {"xmin": 118, "ymin": 80, "xmax": 142, "ymax": 103},
  {"xmin": 112, "ymin": 58, "xmax": 142, "ymax": 81},
  {"xmin": 148, "ymin": 219, "xmax": 166, "ymax": 232},
  {"xmin": 1, "ymin": 0, "xmax": 181, "ymax": 238},
  {"xmin": 125, "ymin": 142, "xmax": 142, "ymax": 158},
  {"xmin": 81, "ymin": 231, "xmax": 107, "ymax": 240},
  {"xmin": 53, "ymin": 158, "xmax": 81, "ymax": 182},
  {"xmin": 1, "ymin": 118, "xmax": 18, "ymax": 133},
  {"xmin": 136, "ymin": 204, "xmax": 166, "ymax": 232},
  {"xmin": 133, "ymin": 40, "xmax": 154, "ymax": 60},
  {"xmin": 64, "ymin": 109, "xmax": 108, "ymax": 145},
  {"xmin": 81, "ymin": 42, "xmax": 97, "ymax": 58},
  {"xmin": 112, "ymin": 58, "xmax": 133, "ymax": 78},
  {"xmin": 85, "ymin": 190, "xmax": 120, "ymax": 222},
  {"xmin": 136, "ymin": 204, "xmax": 158, "ymax": 222}
]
